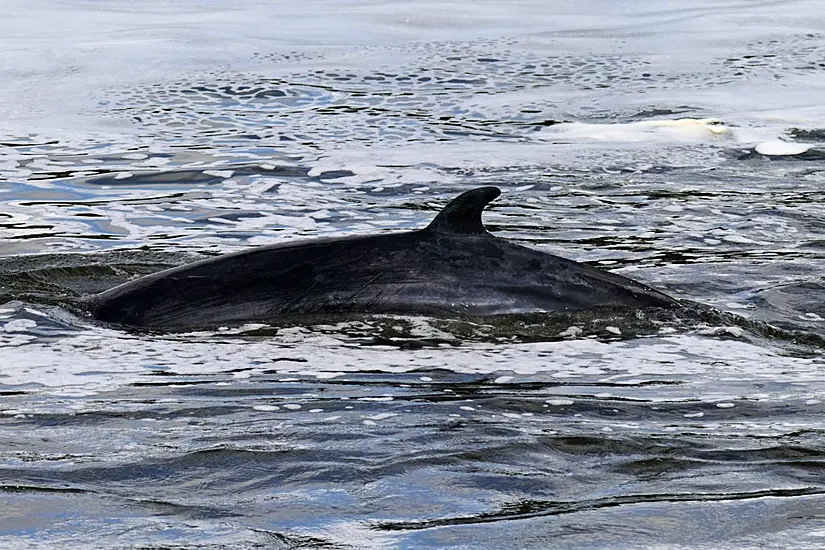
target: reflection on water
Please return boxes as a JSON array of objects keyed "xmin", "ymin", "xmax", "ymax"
[{"xmin": 2, "ymin": 0, "xmax": 825, "ymax": 547}]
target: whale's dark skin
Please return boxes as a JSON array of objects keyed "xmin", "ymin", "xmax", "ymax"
[{"xmin": 85, "ymin": 187, "xmax": 678, "ymax": 329}]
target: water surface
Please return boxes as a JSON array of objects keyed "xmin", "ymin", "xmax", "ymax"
[{"xmin": 2, "ymin": 1, "xmax": 825, "ymax": 548}]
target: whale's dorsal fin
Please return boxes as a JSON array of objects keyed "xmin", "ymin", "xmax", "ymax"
[{"xmin": 425, "ymin": 186, "xmax": 501, "ymax": 235}]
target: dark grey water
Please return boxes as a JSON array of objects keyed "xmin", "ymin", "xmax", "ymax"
[{"xmin": 2, "ymin": 1, "xmax": 825, "ymax": 548}]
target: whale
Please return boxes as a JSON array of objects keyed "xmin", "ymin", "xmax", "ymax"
[{"xmin": 84, "ymin": 186, "xmax": 678, "ymax": 329}]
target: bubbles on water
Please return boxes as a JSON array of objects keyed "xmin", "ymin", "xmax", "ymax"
[
  {"xmin": 100, "ymin": 31, "xmax": 825, "ymax": 162},
  {"xmin": 718, "ymin": 33, "xmax": 825, "ymax": 80},
  {"xmin": 106, "ymin": 37, "xmax": 718, "ymax": 151}
]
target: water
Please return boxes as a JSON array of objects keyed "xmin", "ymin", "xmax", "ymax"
[{"xmin": 2, "ymin": 1, "xmax": 825, "ymax": 547}]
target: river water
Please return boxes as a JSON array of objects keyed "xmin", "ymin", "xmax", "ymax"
[{"xmin": 2, "ymin": 1, "xmax": 825, "ymax": 548}]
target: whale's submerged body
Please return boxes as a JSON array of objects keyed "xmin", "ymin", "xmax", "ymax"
[{"xmin": 86, "ymin": 187, "xmax": 677, "ymax": 329}]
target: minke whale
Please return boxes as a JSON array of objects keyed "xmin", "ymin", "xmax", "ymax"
[{"xmin": 85, "ymin": 186, "xmax": 678, "ymax": 329}]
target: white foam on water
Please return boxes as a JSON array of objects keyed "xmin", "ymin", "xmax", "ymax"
[
  {"xmin": 754, "ymin": 140, "xmax": 813, "ymax": 156},
  {"xmin": 540, "ymin": 118, "xmax": 739, "ymax": 144},
  {"xmin": 1, "ymin": 323, "xmax": 823, "ymax": 400}
]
